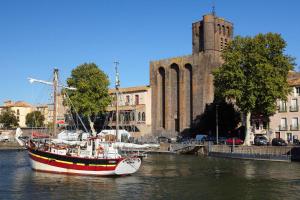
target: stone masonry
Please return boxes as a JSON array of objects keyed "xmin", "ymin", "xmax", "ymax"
[{"xmin": 150, "ymin": 13, "xmax": 233, "ymax": 138}]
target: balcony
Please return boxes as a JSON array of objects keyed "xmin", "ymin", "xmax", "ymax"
[
  {"xmin": 279, "ymin": 125, "xmax": 288, "ymax": 131},
  {"xmin": 290, "ymin": 106, "xmax": 299, "ymax": 112},
  {"xmin": 278, "ymin": 106, "xmax": 287, "ymax": 113},
  {"xmin": 290, "ymin": 125, "xmax": 299, "ymax": 131}
]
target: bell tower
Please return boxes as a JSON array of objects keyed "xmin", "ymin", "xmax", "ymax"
[{"xmin": 192, "ymin": 13, "xmax": 233, "ymax": 54}]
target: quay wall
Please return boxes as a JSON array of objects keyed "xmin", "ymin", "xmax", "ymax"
[{"xmin": 209, "ymin": 145, "xmax": 300, "ymax": 162}]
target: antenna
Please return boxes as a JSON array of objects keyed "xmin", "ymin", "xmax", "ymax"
[
  {"xmin": 114, "ymin": 61, "xmax": 120, "ymax": 142},
  {"xmin": 212, "ymin": 1, "xmax": 216, "ymax": 16},
  {"xmin": 114, "ymin": 61, "xmax": 120, "ymax": 89}
]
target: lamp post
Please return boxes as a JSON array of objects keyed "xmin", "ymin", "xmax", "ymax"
[{"xmin": 216, "ymin": 104, "xmax": 219, "ymax": 145}]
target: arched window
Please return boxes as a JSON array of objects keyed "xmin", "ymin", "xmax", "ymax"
[
  {"xmin": 227, "ymin": 26, "xmax": 230, "ymax": 37},
  {"xmin": 222, "ymin": 25, "xmax": 225, "ymax": 35},
  {"xmin": 125, "ymin": 112, "xmax": 129, "ymax": 122},
  {"xmin": 170, "ymin": 63, "xmax": 180, "ymax": 132},
  {"xmin": 184, "ymin": 64, "xmax": 193, "ymax": 127},
  {"xmin": 158, "ymin": 67, "xmax": 166, "ymax": 128},
  {"xmin": 217, "ymin": 24, "xmax": 221, "ymax": 34},
  {"xmin": 138, "ymin": 112, "xmax": 141, "ymax": 121},
  {"xmin": 142, "ymin": 112, "xmax": 145, "ymax": 121},
  {"xmin": 130, "ymin": 111, "xmax": 135, "ymax": 121}
]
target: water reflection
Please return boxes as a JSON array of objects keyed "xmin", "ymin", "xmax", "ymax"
[{"xmin": 1, "ymin": 151, "xmax": 300, "ymax": 200}]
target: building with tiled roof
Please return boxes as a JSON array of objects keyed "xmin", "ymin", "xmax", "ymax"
[
  {"xmin": 251, "ymin": 71, "xmax": 300, "ymax": 144},
  {"xmin": 106, "ymin": 85, "xmax": 151, "ymax": 139},
  {"xmin": 0, "ymin": 85, "xmax": 70, "ymax": 128},
  {"xmin": 0, "ymin": 100, "xmax": 34, "ymax": 127}
]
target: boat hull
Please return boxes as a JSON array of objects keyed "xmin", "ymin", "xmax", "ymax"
[{"xmin": 28, "ymin": 148, "xmax": 141, "ymax": 176}]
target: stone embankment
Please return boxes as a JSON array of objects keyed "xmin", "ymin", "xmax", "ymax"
[{"xmin": 0, "ymin": 141, "xmax": 25, "ymax": 150}]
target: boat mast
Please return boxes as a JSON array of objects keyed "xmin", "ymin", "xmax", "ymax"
[
  {"xmin": 28, "ymin": 68, "xmax": 77, "ymax": 137},
  {"xmin": 114, "ymin": 61, "xmax": 120, "ymax": 142},
  {"xmin": 53, "ymin": 68, "xmax": 59, "ymax": 137}
]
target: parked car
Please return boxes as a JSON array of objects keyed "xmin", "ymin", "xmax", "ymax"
[
  {"xmin": 195, "ymin": 134, "xmax": 207, "ymax": 143},
  {"xmin": 293, "ymin": 138, "xmax": 300, "ymax": 145},
  {"xmin": 271, "ymin": 138, "xmax": 287, "ymax": 146},
  {"xmin": 254, "ymin": 136, "xmax": 268, "ymax": 146},
  {"xmin": 226, "ymin": 138, "xmax": 244, "ymax": 145}
]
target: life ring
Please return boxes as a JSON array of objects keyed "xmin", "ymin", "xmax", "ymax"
[{"xmin": 96, "ymin": 146, "xmax": 104, "ymax": 155}]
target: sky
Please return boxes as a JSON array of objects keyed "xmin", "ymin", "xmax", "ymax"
[{"xmin": 0, "ymin": 0, "xmax": 299, "ymax": 105}]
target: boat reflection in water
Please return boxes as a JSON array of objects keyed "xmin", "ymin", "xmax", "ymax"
[{"xmin": 2, "ymin": 151, "xmax": 300, "ymax": 200}]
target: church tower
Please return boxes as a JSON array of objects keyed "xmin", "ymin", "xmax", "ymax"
[
  {"xmin": 192, "ymin": 14, "xmax": 233, "ymax": 54},
  {"xmin": 150, "ymin": 13, "xmax": 233, "ymax": 138}
]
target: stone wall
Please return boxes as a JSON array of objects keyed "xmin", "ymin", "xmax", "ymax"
[{"xmin": 150, "ymin": 13, "xmax": 233, "ymax": 138}]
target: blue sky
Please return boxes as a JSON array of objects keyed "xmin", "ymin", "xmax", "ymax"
[{"xmin": 0, "ymin": 0, "xmax": 299, "ymax": 105}]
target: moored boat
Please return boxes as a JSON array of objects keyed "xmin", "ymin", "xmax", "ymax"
[
  {"xmin": 25, "ymin": 67, "xmax": 142, "ymax": 176},
  {"xmin": 27, "ymin": 139, "xmax": 141, "ymax": 176}
]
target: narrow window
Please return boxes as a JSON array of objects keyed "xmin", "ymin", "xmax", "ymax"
[
  {"xmin": 227, "ymin": 26, "xmax": 230, "ymax": 37},
  {"xmin": 138, "ymin": 112, "xmax": 141, "ymax": 121},
  {"xmin": 126, "ymin": 95, "xmax": 130, "ymax": 105},
  {"xmin": 135, "ymin": 95, "xmax": 139, "ymax": 105},
  {"xmin": 296, "ymin": 87, "xmax": 300, "ymax": 96},
  {"xmin": 291, "ymin": 99, "xmax": 298, "ymax": 112},
  {"xmin": 292, "ymin": 117, "xmax": 299, "ymax": 130},
  {"xmin": 280, "ymin": 118, "xmax": 287, "ymax": 130},
  {"xmin": 279, "ymin": 100, "xmax": 287, "ymax": 112},
  {"xmin": 218, "ymin": 24, "xmax": 221, "ymax": 34},
  {"xmin": 142, "ymin": 112, "xmax": 145, "ymax": 121},
  {"xmin": 222, "ymin": 25, "xmax": 225, "ymax": 35}
]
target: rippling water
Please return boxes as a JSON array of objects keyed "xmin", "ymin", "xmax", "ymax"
[{"xmin": 1, "ymin": 150, "xmax": 300, "ymax": 200}]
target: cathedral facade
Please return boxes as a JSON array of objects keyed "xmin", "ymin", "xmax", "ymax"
[{"xmin": 150, "ymin": 13, "xmax": 233, "ymax": 138}]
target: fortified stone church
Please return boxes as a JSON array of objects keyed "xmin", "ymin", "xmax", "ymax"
[{"xmin": 150, "ymin": 13, "xmax": 233, "ymax": 137}]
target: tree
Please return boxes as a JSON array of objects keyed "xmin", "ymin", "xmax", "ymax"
[
  {"xmin": 192, "ymin": 101, "xmax": 241, "ymax": 138},
  {"xmin": 0, "ymin": 109, "xmax": 19, "ymax": 128},
  {"xmin": 213, "ymin": 33, "xmax": 294, "ymax": 145},
  {"xmin": 26, "ymin": 111, "xmax": 45, "ymax": 127},
  {"xmin": 66, "ymin": 63, "xmax": 111, "ymax": 135}
]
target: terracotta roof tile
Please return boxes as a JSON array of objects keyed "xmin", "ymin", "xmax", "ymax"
[
  {"xmin": 109, "ymin": 85, "xmax": 150, "ymax": 94},
  {"xmin": 288, "ymin": 71, "xmax": 300, "ymax": 86}
]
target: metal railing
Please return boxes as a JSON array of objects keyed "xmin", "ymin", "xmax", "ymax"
[
  {"xmin": 209, "ymin": 145, "xmax": 292, "ymax": 161},
  {"xmin": 278, "ymin": 106, "xmax": 287, "ymax": 112},
  {"xmin": 279, "ymin": 125, "xmax": 288, "ymax": 131},
  {"xmin": 290, "ymin": 125, "xmax": 299, "ymax": 131},
  {"xmin": 290, "ymin": 106, "xmax": 299, "ymax": 112}
]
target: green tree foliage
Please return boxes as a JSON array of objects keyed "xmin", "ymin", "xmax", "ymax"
[
  {"xmin": 213, "ymin": 33, "xmax": 295, "ymax": 144},
  {"xmin": 26, "ymin": 111, "xmax": 45, "ymax": 127},
  {"xmin": 66, "ymin": 63, "xmax": 111, "ymax": 135},
  {"xmin": 0, "ymin": 109, "xmax": 19, "ymax": 128},
  {"xmin": 192, "ymin": 101, "xmax": 241, "ymax": 137}
]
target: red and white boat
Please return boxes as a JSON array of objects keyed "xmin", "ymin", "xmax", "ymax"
[
  {"xmin": 24, "ymin": 67, "xmax": 142, "ymax": 176},
  {"xmin": 27, "ymin": 139, "xmax": 141, "ymax": 176}
]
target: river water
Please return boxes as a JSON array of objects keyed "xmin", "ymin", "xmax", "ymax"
[{"xmin": 1, "ymin": 150, "xmax": 300, "ymax": 200}]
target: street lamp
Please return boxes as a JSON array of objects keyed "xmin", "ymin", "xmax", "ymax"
[{"xmin": 216, "ymin": 105, "xmax": 219, "ymax": 144}]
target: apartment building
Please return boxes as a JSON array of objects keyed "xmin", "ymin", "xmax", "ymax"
[
  {"xmin": 106, "ymin": 86, "xmax": 151, "ymax": 139},
  {"xmin": 268, "ymin": 71, "xmax": 300, "ymax": 143}
]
